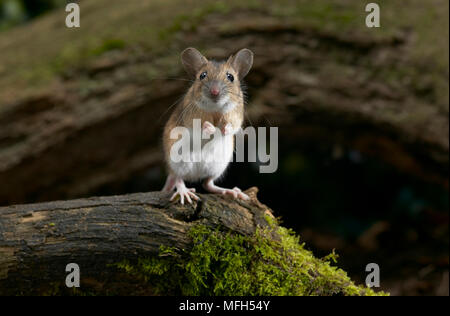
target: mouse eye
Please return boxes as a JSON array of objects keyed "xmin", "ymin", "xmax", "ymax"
[
  {"xmin": 199, "ymin": 71, "xmax": 207, "ymax": 80},
  {"xmin": 226, "ymin": 72, "xmax": 234, "ymax": 82}
]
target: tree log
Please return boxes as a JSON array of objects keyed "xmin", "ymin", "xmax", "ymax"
[{"xmin": 0, "ymin": 187, "xmax": 274, "ymax": 295}]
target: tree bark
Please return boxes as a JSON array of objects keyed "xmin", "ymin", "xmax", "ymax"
[{"xmin": 0, "ymin": 187, "xmax": 273, "ymax": 295}]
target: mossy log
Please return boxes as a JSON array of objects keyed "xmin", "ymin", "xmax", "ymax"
[
  {"xmin": 0, "ymin": 187, "xmax": 273, "ymax": 295},
  {"xmin": 0, "ymin": 188, "xmax": 382, "ymax": 296}
]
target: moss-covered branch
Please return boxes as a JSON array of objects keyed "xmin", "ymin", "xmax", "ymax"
[
  {"xmin": 0, "ymin": 188, "xmax": 385, "ymax": 295},
  {"xmin": 116, "ymin": 223, "xmax": 385, "ymax": 296}
]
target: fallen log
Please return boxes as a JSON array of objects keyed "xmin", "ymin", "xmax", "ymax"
[
  {"xmin": 0, "ymin": 188, "xmax": 383, "ymax": 296},
  {"xmin": 0, "ymin": 187, "xmax": 273, "ymax": 295}
]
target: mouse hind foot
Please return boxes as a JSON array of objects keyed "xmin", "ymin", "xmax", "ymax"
[
  {"xmin": 202, "ymin": 178, "xmax": 249, "ymax": 200},
  {"xmin": 162, "ymin": 174, "xmax": 177, "ymax": 192}
]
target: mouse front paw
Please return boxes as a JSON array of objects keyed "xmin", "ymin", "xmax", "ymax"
[
  {"xmin": 202, "ymin": 121, "xmax": 216, "ymax": 137},
  {"xmin": 221, "ymin": 123, "xmax": 233, "ymax": 136}
]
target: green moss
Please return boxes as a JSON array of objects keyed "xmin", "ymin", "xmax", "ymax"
[{"xmin": 116, "ymin": 222, "xmax": 387, "ymax": 296}]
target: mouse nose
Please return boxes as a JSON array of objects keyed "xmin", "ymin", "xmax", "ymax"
[{"xmin": 210, "ymin": 86, "xmax": 220, "ymax": 97}]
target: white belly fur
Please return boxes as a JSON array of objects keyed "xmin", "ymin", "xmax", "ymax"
[{"xmin": 169, "ymin": 132, "xmax": 234, "ymax": 182}]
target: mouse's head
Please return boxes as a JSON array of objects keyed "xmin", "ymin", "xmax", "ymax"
[{"xmin": 181, "ymin": 47, "xmax": 253, "ymax": 113}]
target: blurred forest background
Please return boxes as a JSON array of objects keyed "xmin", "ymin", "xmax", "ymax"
[{"xmin": 0, "ymin": 0, "xmax": 448, "ymax": 295}]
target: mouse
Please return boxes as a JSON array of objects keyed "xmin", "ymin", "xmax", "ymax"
[{"xmin": 161, "ymin": 47, "xmax": 254, "ymax": 204}]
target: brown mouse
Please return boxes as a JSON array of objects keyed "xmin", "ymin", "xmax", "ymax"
[{"xmin": 162, "ymin": 47, "xmax": 253, "ymax": 204}]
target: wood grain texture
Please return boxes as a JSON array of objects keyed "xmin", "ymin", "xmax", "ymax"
[{"xmin": 0, "ymin": 187, "xmax": 274, "ymax": 294}]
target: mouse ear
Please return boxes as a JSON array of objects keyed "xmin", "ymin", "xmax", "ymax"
[
  {"xmin": 230, "ymin": 48, "xmax": 254, "ymax": 80},
  {"xmin": 181, "ymin": 48, "xmax": 208, "ymax": 78}
]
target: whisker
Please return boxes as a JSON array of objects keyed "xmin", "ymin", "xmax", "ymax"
[
  {"xmin": 176, "ymin": 101, "xmax": 197, "ymax": 127},
  {"xmin": 223, "ymin": 88, "xmax": 244, "ymax": 99},
  {"xmin": 244, "ymin": 110, "xmax": 254, "ymax": 127},
  {"xmin": 157, "ymin": 92, "xmax": 187, "ymax": 124},
  {"xmin": 149, "ymin": 77, "xmax": 195, "ymax": 83},
  {"xmin": 175, "ymin": 102, "xmax": 191, "ymax": 127}
]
